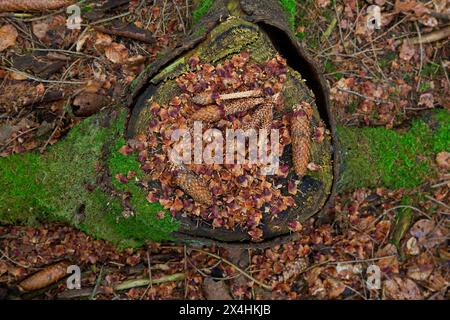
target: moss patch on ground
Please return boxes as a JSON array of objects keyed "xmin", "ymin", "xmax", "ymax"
[
  {"xmin": 279, "ymin": 0, "xmax": 297, "ymax": 31},
  {"xmin": 337, "ymin": 109, "xmax": 450, "ymax": 192},
  {"xmin": 192, "ymin": 0, "xmax": 214, "ymax": 25}
]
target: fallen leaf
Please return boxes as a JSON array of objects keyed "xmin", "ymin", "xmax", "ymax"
[
  {"xmin": 406, "ymin": 252, "xmax": 434, "ymax": 281},
  {"xmin": 436, "ymin": 151, "xmax": 450, "ymax": 170},
  {"xmin": 73, "ymin": 93, "xmax": 109, "ymax": 117},
  {"xmin": 409, "ymin": 219, "xmax": 435, "ymax": 239},
  {"xmin": 105, "ymin": 42, "xmax": 129, "ymax": 64},
  {"xmin": 405, "ymin": 237, "xmax": 420, "ymax": 255},
  {"xmin": 399, "ymin": 41, "xmax": 415, "ymax": 61},
  {"xmin": 202, "ymin": 278, "xmax": 232, "ymax": 300},
  {"xmin": 383, "ymin": 276, "xmax": 422, "ymax": 300},
  {"xmin": 0, "ymin": 24, "xmax": 18, "ymax": 52},
  {"xmin": 418, "ymin": 93, "xmax": 434, "ymax": 108}
]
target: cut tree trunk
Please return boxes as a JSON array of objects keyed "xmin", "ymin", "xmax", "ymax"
[{"xmin": 0, "ymin": 0, "xmax": 448, "ymax": 249}]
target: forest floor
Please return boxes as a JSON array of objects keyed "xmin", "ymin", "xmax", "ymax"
[{"xmin": 0, "ymin": 0, "xmax": 449, "ymax": 300}]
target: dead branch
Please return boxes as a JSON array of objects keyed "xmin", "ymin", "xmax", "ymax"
[{"xmin": 405, "ymin": 26, "xmax": 450, "ymax": 45}]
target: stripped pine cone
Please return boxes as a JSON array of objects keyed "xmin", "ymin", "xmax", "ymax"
[
  {"xmin": 0, "ymin": 0, "xmax": 75, "ymax": 12},
  {"xmin": 190, "ymin": 97, "xmax": 264, "ymax": 123},
  {"xmin": 243, "ymin": 102, "xmax": 273, "ymax": 130},
  {"xmin": 290, "ymin": 102, "xmax": 314, "ymax": 177},
  {"xmin": 173, "ymin": 167, "xmax": 213, "ymax": 206},
  {"xmin": 190, "ymin": 105, "xmax": 224, "ymax": 123},
  {"xmin": 192, "ymin": 89, "xmax": 263, "ymax": 105},
  {"xmin": 223, "ymin": 97, "xmax": 264, "ymax": 115}
]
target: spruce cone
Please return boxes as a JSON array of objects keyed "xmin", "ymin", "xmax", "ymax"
[
  {"xmin": 243, "ymin": 102, "xmax": 273, "ymax": 130},
  {"xmin": 290, "ymin": 102, "xmax": 313, "ymax": 177},
  {"xmin": 18, "ymin": 261, "xmax": 70, "ymax": 292},
  {"xmin": 223, "ymin": 97, "xmax": 264, "ymax": 116},
  {"xmin": 190, "ymin": 105, "xmax": 224, "ymax": 123},
  {"xmin": 0, "ymin": 0, "xmax": 75, "ymax": 12},
  {"xmin": 173, "ymin": 167, "xmax": 213, "ymax": 206},
  {"xmin": 190, "ymin": 97, "xmax": 264, "ymax": 123}
]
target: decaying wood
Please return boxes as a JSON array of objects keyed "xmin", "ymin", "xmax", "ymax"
[
  {"xmin": 290, "ymin": 102, "xmax": 313, "ymax": 177},
  {"xmin": 18, "ymin": 261, "xmax": 70, "ymax": 292},
  {"xmin": 0, "ymin": 0, "xmax": 75, "ymax": 12}
]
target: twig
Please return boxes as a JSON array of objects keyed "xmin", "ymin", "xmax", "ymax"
[
  {"xmin": 114, "ymin": 272, "xmax": 186, "ymax": 291},
  {"xmin": 425, "ymin": 195, "xmax": 450, "ymax": 210},
  {"xmin": 190, "ymin": 249, "xmax": 272, "ymax": 291},
  {"xmin": 140, "ymin": 250, "xmax": 154, "ymax": 300},
  {"xmin": 336, "ymin": 87, "xmax": 386, "ymax": 104},
  {"xmin": 2, "ymin": 67, "xmax": 86, "ymax": 84},
  {"xmin": 415, "ymin": 22, "xmax": 424, "ymax": 92},
  {"xmin": 383, "ymin": 205, "xmax": 432, "ymax": 220},
  {"xmin": 405, "ymin": 26, "xmax": 450, "ymax": 45},
  {"xmin": 90, "ymin": 265, "xmax": 104, "ymax": 300},
  {"xmin": 431, "ymin": 180, "xmax": 450, "ymax": 188},
  {"xmin": 0, "ymin": 248, "xmax": 31, "ymax": 269}
]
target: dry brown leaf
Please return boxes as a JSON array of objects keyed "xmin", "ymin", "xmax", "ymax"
[
  {"xmin": 399, "ymin": 41, "xmax": 415, "ymax": 61},
  {"xmin": 405, "ymin": 237, "xmax": 420, "ymax": 255},
  {"xmin": 406, "ymin": 252, "xmax": 434, "ymax": 281},
  {"xmin": 383, "ymin": 276, "xmax": 422, "ymax": 300},
  {"xmin": 202, "ymin": 278, "xmax": 232, "ymax": 300},
  {"xmin": 418, "ymin": 93, "xmax": 434, "ymax": 108},
  {"xmin": 73, "ymin": 93, "xmax": 109, "ymax": 117},
  {"xmin": 409, "ymin": 219, "xmax": 435, "ymax": 239},
  {"xmin": 105, "ymin": 42, "xmax": 129, "ymax": 64},
  {"xmin": 436, "ymin": 151, "xmax": 450, "ymax": 170},
  {"xmin": 0, "ymin": 24, "xmax": 18, "ymax": 52},
  {"xmin": 427, "ymin": 271, "xmax": 448, "ymax": 292}
]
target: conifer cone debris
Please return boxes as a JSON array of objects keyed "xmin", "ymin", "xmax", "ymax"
[
  {"xmin": 190, "ymin": 105, "xmax": 224, "ymax": 123},
  {"xmin": 18, "ymin": 261, "xmax": 70, "ymax": 292},
  {"xmin": 223, "ymin": 97, "xmax": 265, "ymax": 116},
  {"xmin": 0, "ymin": 0, "xmax": 75, "ymax": 12},
  {"xmin": 190, "ymin": 97, "xmax": 264, "ymax": 123},
  {"xmin": 290, "ymin": 102, "xmax": 314, "ymax": 177},
  {"xmin": 243, "ymin": 102, "xmax": 273, "ymax": 130},
  {"xmin": 173, "ymin": 167, "xmax": 213, "ymax": 206}
]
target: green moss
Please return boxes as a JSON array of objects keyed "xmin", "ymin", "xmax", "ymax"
[
  {"xmin": 421, "ymin": 62, "xmax": 441, "ymax": 78},
  {"xmin": 0, "ymin": 109, "xmax": 179, "ymax": 248},
  {"xmin": 337, "ymin": 109, "xmax": 450, "ymax": 192},
  {"xmin": 107, "ymin": 138, "xmax": 179, "ymax": 243},
  {"xmin": 279, "ymin": 0, "xmax": 297, "ymax": 31},
  {"xmin": 192, "ymin": 0, "xmax": 214, "ymax": 25}
]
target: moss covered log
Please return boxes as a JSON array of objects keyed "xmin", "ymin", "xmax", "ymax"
[
  {"xmin": 0, "ymin": 109, "xmax": 179, "ymax": 248},
  {"xmin": 0, "ymin": 0, "xmax": 449, "ymax": 248},
  {"xmin": 1, "ymin": 107, "xmax": 447, "ymax": 247}
]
